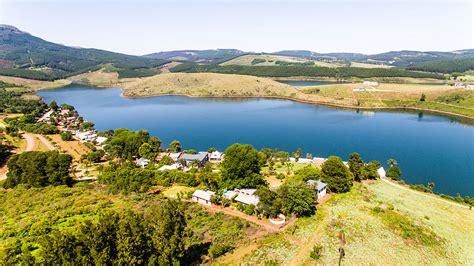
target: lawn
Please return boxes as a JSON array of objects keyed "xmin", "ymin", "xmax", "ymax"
[{"xmin": 162, "ymin": 185, "xmax": 195, "ymax": 199}]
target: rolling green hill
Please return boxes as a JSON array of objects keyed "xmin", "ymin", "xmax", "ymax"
[
  {"xmin": 406, "ymin": 58, "xmax": 474, "ymax": 73},
  {"xmin": 0, "ymin": 25, "xmax": 168, "ymax": 80}
]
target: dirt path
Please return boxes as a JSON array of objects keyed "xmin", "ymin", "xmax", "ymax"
[
  {"xmin": 35, "ymin": 134, "xmax": 55, "ymax": 150},
  {"xmin": 23, "ymin": 133, "xmax": 36, "ymax": 151},
  {"xmin": 381, "ymin": 176, "xmax": 470, "ymax": 209}
]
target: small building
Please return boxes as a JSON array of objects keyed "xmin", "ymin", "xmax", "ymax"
[
  {"xmin": 77, "ymin": 131, "xmax": 97, "ymax": 142},
  {"xmin": 466, "ymin": 85, "xmax": 474, "ymax": 90},
  {"xmin": 95, "ymin": 136, "xmax": 108, "ymax": 146},
  {"xmin": 298, "ymin": 158, "xmax": 313, "ymax": 164},
  {"xmin": 169, "ymin": 152, "xmax": 182, "ymax": 162},
  {"xmin": 307, "ymin": 179, "xmax": 327, "ymax": 198},
  {"xmin": 353, "ymin": 88, "xmax": 367, "ymax": 92},
  {"xmin": 192, "ymin": 190, "xmax": 215, "ymax": 206},
  {"xmin": 158, "ymin": 163, "xmax": 181, "ymax": 171},
  {"xmin": 209, "ymin": 151, "xmax": 224, "ymax": 162},
  {"xmin": 363, "ymin": 81, "xmax": 379, "ymax": 86},
  {"xmin": 312, "ymin": 157, "xmax": 327, "ymax": 165},
  {"xmin": 377, "ymin": 167, "xmax": 386, "ymax": 178},
  {"xmin": 224, "ymin": 188, "xmax": 259, "ymax": 206},
  {"xmin": 454, "ymin": 82, "xmax": 465, "ymax": 89},
  {"xmin": 136, "ymin": 157, "xmax": 150, "ymax": 168},
  {"xmin": 179, "ymin": 152, "xmax": 209, "ymax": 167}
]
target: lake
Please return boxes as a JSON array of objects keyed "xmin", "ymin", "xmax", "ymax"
[{"xmin": 37, "ymin": 85, "xmax": 474, "ymax": 197}]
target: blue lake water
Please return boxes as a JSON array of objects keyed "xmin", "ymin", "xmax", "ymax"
[
  {"xmin": 37, "ymin": 85, "xmax": 474, "ymax": 196},
  {"xmin": 278, "ymin": 80, "xmax": 349, "ymax": 86}
]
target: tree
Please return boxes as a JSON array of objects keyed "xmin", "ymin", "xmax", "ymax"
[
  {"xmin": 256, "ymin": 186, "xmax": 281, "ymax": 217},
  {"xmin": 360, "ymin": 162, "xmax": 379, "ymax": 180},
  {"xmin": 169, "ymin": 140, "xmax": 182, "ymax": 153},
  {"xmin": 4, "ymin": 151, "xmax": 72, "ymax": 188},
  {"xmin": 221, "ymin": 143, "xmax": 265, "ymax": 189},
  {"xmin": 148, "ymin": 137, "xmax": 162, "ymax": 153},
  {"xmin": 278, "ymin": 180, "xmax": 317, "ymax": 217},
  {"xmin": 348, "ymin": 152, "xmax": 365, "ymax": 182},
  {"xmin": 321, "ymin": 156, "xmax": 353, "ymax": 193},
  {"xmin": 293, "ymin": 165, "xmax": 321, "ymax": 182},
  {"xmin": 82, "ymin": 121, "xmax": 95, "ymax": 130},
  {"xmin": 159, "ymin": 155, "xmax": 175, "ymax": 166},
  {"xmin": 419, "ymin": 93, "xmax": 426, "ymax": 102},
  {"xmin": 208, "ymin": 147, "xmax": 217, "ymax": 153},
  {"xmin": 387, "ymin": 158, "xmax": 398, "ymax": 167},
  {"xmin": 49, "ymin": 100, "xmax": 58, "ymax": 110},
  {"xmin": 60, "ymin": 131, "xmax": 73, "ymax": 141},
  {"xmin": 138, "ymin": 143, "xmax": 154, "ymax": 159},
  {"xmin": 293, "ymin": 148, "xmax": 302, "ymax": 161},
  {"xmin": 149, "ymin": 200, "xmax": 187, "ymax": 265},
  {"xmin": 386, "ymin": 165, "xmax": 402, "ymax": 180}
]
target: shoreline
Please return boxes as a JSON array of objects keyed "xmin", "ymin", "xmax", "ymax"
[{"xmin": 121, "ymin": 91, "xmax": 474, "ymax": 121}]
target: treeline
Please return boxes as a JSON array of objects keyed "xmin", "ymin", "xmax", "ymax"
[
  {"xmin": 3, "ymin": 151, "xmax": 73, "ymax": 188},
  {"xmin": 0, "ymin": 89, "xmax": 46, "ymax": 114},
  {"xmin": 406, "ymin": 58, "xmax": 474, "ymax": 73},
  {"xmin": 171, "ymin": 63, "xmax": 444, "ymax": 79}
]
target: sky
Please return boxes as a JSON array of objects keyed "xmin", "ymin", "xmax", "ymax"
[{"xmin": 0, "ymin": 0, "xmax": 472, "ymax": 55}]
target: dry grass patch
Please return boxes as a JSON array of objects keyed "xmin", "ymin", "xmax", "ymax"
[{"xmin": 49, "ymin": 135, "xmax": 91, "ymax": 160}]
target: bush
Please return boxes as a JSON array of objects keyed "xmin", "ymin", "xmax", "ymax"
[
  {"xmin": 309, "ymin": 244, "xmax": 323, "ymax": 260},
  {"xmin": 60, "ymin": 131, "xmax": 73, "ymax": 141}
]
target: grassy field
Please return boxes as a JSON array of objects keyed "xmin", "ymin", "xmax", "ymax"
[
  {"xmin": 220, "ymin": 54, "xmax": 342, "ymax": 68},
  {"xmin": 215, "ymin": 180, "xmax": 474, "ymax": 265},
  {"xmin": 0, "ymin": 75, "xmax": 70, "ymax": 91},
  {"xmin": 162, "ymin": 185, "xmax": 195, "ymax": 199},
  {"xmin": 49, "ymin": 135, "xmax": 91, "ymax": 161}
]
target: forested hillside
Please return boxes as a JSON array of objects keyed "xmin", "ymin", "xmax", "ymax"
[
  {"xmin": 0, "ymin": 25, "xmax": 167, "ymax": 80},
  {"xmin": 171, "ymin": 63, "xmax": 444, "ymax": 79},
  {"xmin": 406, "ymin": 58, "xmax": 474, "ymax": 73}
]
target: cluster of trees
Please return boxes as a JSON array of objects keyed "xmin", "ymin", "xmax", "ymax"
[
  {"xmin": 5, "ymin": 114, "xmax": 58, "ymax": 134},
  {"xmin": 3, "ymin": 151, "xmax": 72, "ymax": 188},
  {"xmin": 102, "ymin": 128, "xmax": 162, "ymax": 161},
  {"xmin": 220, "ymin": 144, "xmax": 266, "ymax": 189},
  {"xmin": 406, "ymin": 58, "xmax": 474, "ymax": 74},
  {"xmin": 0, "ymin": 89, "xmax": 47, "ymax": 114},
  {"xmin": 171, "ymin": 63, "xmax": 444, "ymax": 79},
  {"xmin": 3, "ymin": 200, "xmax": 187, "ymax": 265}
]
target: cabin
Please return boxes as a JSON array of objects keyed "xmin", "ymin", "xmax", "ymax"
[
  {"xmin": 179, "ymin": 152, "xmax": 209, "ymax": 167},
  {"xmin": 169, "ymin": 152, "xmax": 182, "ymax": 162},
  {"xmin": 377, "ymin": 167, "xmax": 386, "ymax": 178},
  {"xmin": 192, "ymin": 190, "xmax": 215, "ymax": 206},
  {"xmin": 209, "ymin": 151, "xmax": 224, "ymax": 162},
  {"xmin": 298, "ymin": 158, "xmax": 313, "ymax": 164},
  {"xmin": 353, "ymin": 88, "xmax": 367, "ymax": 92},
  {"xmin": 136, "ymin": 157, "xmax": 150, "ymax": 168},
  {"xmin": 307, "ymin": 179, "xmax": 327, "ymax": 198},
  {"xmin": 224, "ymin": 188, "xmax": 260, "ymax": 206}
]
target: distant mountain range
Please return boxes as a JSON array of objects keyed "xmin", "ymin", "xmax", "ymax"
[{"xmin": 0, "ymin": 24, "xmax": 473, "ymax": 80}]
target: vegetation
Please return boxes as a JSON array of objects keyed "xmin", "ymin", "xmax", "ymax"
[
  {"xmin": 0, "ymin": 89, "xmax": 46, "ymax": 114},
  {"xmin": 406, "ymin": 58, "xmax": 474, "ymax": 73},
  {"xmin": 171, "ymin": 64, "xmax": 444, "ymax": 79},
  {"xmin": 103, "ymin": 128, "xmax": 160, "ymax": 161},
  {"xmin": 3, "ymin": 151, "xmax": 72, "ymax": 188},
  {"xmin": 221, "ymin": 143, "xmax": 265, "ymax": 189},
  {"xmin": 321, "ymin": 156, "xmax": 353, "ymax": 193}
]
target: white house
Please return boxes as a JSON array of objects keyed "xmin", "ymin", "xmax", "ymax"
[
  {"xmin": 307, "ymin": 179, "xmax": 327, "ymax": 198},
  {"xmin": 224, "ymin": 188, "xmax": 259, "ymax": 206},
  {"xmin": 158, "ymin": 163, "xmax": 181, "ymax": 171},
  {"xmin": 95, "ymin": 136, "xmax": 108, "ymax": 145},
  {"xmin": 377, "ymin": 167, "xmax": 386, "ymax": 178},
  {"xmin": 169, "ymin": 152, "xmax": 182, "ymax": 162},
  {"xmin": 136, "ymin": 157, "xmax": 150, "ymax": 168},
  {"xmin": 76, "ymin": 131, "xmax": 97, "ymax": 142},
  {"xmin": 298, "ymin": 158, "xmax": 313, "ymax": 164},
  {"xmin": 209, "ymin": 151, "xmax": 224, "ymax": 162},
  {"xmin": 353, "ymin": 88, "xmax": 367, "ymax": 92},
  {"xmin": 312, "ymin": 157, "xmax": 327, "ymax": 165},
  {"xmin": 192, "ymin": 190, "xmax": 215, "ymax": 206},
  {"xmin": 363, "ymin": 81, "xmax": 379, "ymax": 86},
  {"xmin": 466, "ymin": 85, "xmax": 474, "ymax": 90}
]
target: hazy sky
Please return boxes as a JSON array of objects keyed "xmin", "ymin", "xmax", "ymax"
[{"xmin": 1, "ymin": 0, "xmax": 472, "ymax": 55}]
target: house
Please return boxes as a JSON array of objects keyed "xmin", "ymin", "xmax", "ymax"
[
  {"xmin": 224, "ymin": 188, "xmax": 259, "ymax": 206},
  {"xmin": 169, "ymin": 152, "xmax": 182, "ymax": 162},
  {"xmin": 454, "ymin": 82, "xmax": 465, "ymax": 89},
  {"xmin": 158, "ymin": 163, "xmax": 181, "ymax": 171},
  {"xmin": 377, "ymin": 167, "xmax": 386, "ymax": 178},
  {"xmin": 76, "ymin": 131, "xmax": 97, "ymax": 142},
  {"xmin": 312, "ymin": 157, "xmax": 327, "ymax": 165},
  {"xmin": 307, "ymin": 179, "xmax": 327, "ymax": 198},
  {"xmin": 179, "ymin": 152, "xmax": 209, "ymax": 167},
  {"xmin": 209, "ymin": 151, "xmax": 224, "ymax": 162},
  {"xmin": 95, "ymin": 136, "xmax": 108, "ymax": 145},
  {"xmin": 353, "ymin": 88, "xmax": 367, "ymax": 92},
  {"xmin": 363, "ymin": 81, "xmax": 378, "ymax": 86},
  {"xmin": 136, "ymin": 157, "xmax": 150, "ymax": 168},
  {"xmin": 192, "ymin": 190, "xmax": 215, "ymax": 206},
  {"xmin": 298, "ymin": 158, "xmax": 313, "ymax": 164},
  {"xmin": 466, "ymin": 85, "xmax": 474, "ymax": 90}
]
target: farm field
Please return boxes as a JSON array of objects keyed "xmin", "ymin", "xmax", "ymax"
[{"xmin": 220, "ymin": 54, "xmax": 342, "ymax": 68}]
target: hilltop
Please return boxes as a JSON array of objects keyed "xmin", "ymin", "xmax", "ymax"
[{"xmin": 0, "ymin": 25, "xmax": 168, "ymax": 80}]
